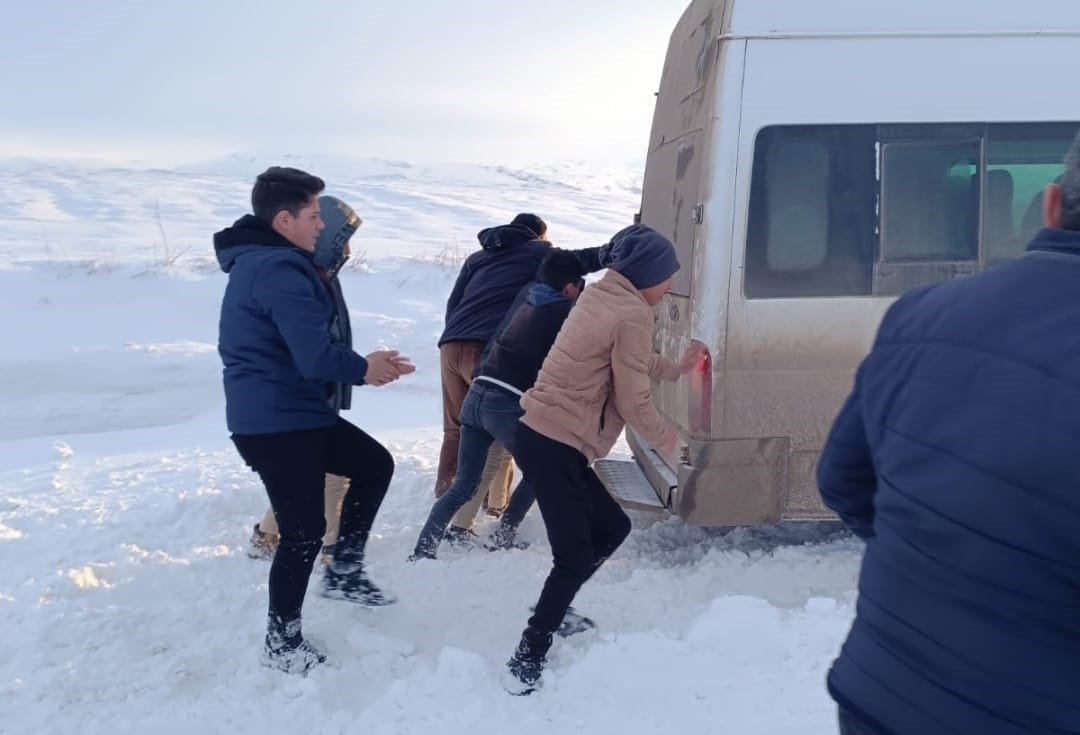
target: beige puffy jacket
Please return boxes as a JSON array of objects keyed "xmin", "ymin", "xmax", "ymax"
[{"xmin": 520, "ymin": 269, "xmax": 680, "ymax": 462}]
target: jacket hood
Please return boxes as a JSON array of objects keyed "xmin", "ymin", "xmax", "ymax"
[
  {"xmin": 213, "ymin": 215, "xmax": 298, "ymax": 273},
  {"xmin": 598, "ymin": 224, "xmax": 679, "ymax": 289},
  {"xmin": 477, "ymin": 223, "xmax": 543, "ymax": 252},
  {"xmin": 314, "ymin": 195, "xmax": 362, "ymax": 277},
  {"xmin": 526, "ymin": 282, "xmax": 569, "ymax": 307}
]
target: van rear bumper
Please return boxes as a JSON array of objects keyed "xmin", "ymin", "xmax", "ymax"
[{"xmin": 626, "ymin": 430, "xmax": 836, "ymax": 527}]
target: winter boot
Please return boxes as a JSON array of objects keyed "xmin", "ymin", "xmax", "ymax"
[
  {"xmin": 527, "ymin": 605, "xmax": 595, "ymax": 637},
  {"xmin": 262, "ymin": 614, "xmax": 326, "ymax": 675},
  {"xmin": 484, "ymin": 523, "xmax": 529, "ymax": 552},
  {"xmin": 443, "ymin": 525, "xmax": 480, "ymax": 549},
  {"xmin": 556, "ymin": 607, "xmax": 596, "ymax": 637},
  {"xmin": 503, "ymin": 626, "xmax": 552, "ymax": 696},
  {"xmin": 247, "ymin": 524, "xmax": 278, "ymax": 560},
  {"xmin": 321, "ymin": 562, "xmax": 397, "ymax": 607}
]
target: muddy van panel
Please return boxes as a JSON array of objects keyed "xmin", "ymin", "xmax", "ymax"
[
  {"xmin": 643, "ymin": 0, "xmax": 731, "ymax": 299},
  {"xmin": 623, "ymin": 0, "xmax": 1080, "ymax": 527}
]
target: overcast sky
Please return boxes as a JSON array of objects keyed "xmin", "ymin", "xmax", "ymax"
[{"xmin": 0, "ymin": 0, "xmax": 689, "ymax": 166}]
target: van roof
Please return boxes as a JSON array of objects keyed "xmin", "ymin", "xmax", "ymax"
[{"xmin": 716, "ymin": 0, "xmax": 1080, "ymax": 37}]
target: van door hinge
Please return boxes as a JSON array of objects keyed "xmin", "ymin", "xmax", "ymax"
[{"xmin": 691, "ymin": 204, "xmax": 704, "ymax": 224}]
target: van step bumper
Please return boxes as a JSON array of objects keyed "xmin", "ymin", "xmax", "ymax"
[{"xmin": 594, "ymin": 459, "xmax": 669, "ymax": 513}]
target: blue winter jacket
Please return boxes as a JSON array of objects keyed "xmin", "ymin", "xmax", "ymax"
[
  {"xmin": 438, "ymin": 224, "xmax": 601, "ymax": 346},
  {"xmin": 818, "ymin": 228, "xmax": 1080, "ymax": 734},
  {"xmin": 215, "ymin": 216, "xmax": 368, "ymax": 435}
]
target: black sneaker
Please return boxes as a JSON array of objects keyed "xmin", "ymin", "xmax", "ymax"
[
  {"xmin": 443, "ymin": 526, "xmax": 480, "ymax": 549},
  {"xmin": 484, "ymin": 525, "xmax": 529, "ymax": 552},
  {"xmin": 503, "ymin": 653, "xmax": 543, "ymax": 695},
  {"xmin": 262, "ymin": 637, "xmax": 327, "ymax": 675},
  {"xmin": 556, "ymin": 607, "xmax": 596, "ymax": 638},
  {"xmin": 262, "ymin": 615, "xmax": 326, "ymax": 675},
  {"xmin": 502, "ymin": 626, "xmax": 552, "ymax": 696},
  {"xmin": 527, "ymin": 605, "xmax": 596, "ymax": 637},
  {"xmin": 321, "ymin": 563, "xmax": 397, "ymax": 607}
]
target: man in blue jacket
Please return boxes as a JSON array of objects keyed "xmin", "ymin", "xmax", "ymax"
[
  {"xmin": 818, "ymin": 136, "xmax": 1080, "ymax": 734},
  {"xmin": 247, "ymin": 195, "xmax": 367, "ymax": 564},
  {"xmin": 215, "ymin": 167, "xmax": 414, "ymax": 675}
]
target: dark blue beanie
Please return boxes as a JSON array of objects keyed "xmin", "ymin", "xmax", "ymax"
[{"xmin": 598, "ymin": 225, "xmax": 680, "ymax": 289}]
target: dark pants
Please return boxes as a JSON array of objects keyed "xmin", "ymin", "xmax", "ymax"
[
  {"xmin": 413, "ymin": 381, "xmax": 535, "ymax": 556},
  {"xmin": 233, "ymin": 417, "xmax": 394, "ymax": 622},
  {"xmin": 515, "ymin": 423, "xmax": 631, "ymax": 635},
  {"xmin": 839, "ymin": 710, "xmax": 885, "ymax": 735}
]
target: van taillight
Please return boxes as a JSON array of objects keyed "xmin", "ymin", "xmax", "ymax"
[{"xmin": 687, "ymin": 340, "xmax": 712, "ymax": 437}]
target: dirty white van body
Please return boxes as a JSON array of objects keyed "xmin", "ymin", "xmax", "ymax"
[{"xmin": 598, "ymin": 0, "xmax": 1080, "ymax": 526}]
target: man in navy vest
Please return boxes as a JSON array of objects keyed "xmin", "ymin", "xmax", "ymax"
[{"xmin": 818, "ymin": 135, "xmax": 1080, "ymax": 734}]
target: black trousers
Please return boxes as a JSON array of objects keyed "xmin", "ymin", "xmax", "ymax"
[
  {"xmin": 233, "ymin": 418, "xmax": 394, "ymax": 622},
  {"xmin": 514, "ymin": 423, "xmax": 631, "ymax": 635}
]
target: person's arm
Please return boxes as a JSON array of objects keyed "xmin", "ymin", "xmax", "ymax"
[
  {"xmin": 817, "ymin": 364, "xmax": 876, "ymax": 540},
  {"xmin": 648, "ymin": 354, "xmax": 681, "ymax": 381},
  {"xmin": 610, "ymin": 319, "xmax": 677, "ymax": 452},
  {"xmin": 571, "ymin": 245, "xmax": 605, "ymax": 274},
  {"xmin": 254, "ymin": 260, "xmax": 368, "ymax": 384}
]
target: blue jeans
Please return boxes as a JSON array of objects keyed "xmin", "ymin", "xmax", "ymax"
[{"xmin": 413, "ymin": 381, "xmax": 535, "ymax": 557}]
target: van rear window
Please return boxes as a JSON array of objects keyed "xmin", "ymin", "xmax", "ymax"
[{"xmin": 745, "ymin": 122, "xmax": 1079, "ymax": 299}]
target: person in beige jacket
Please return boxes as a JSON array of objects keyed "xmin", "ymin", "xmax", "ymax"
[{"xmin": 503, "ymin": 224, "xmax": 704, "ymax": 694}]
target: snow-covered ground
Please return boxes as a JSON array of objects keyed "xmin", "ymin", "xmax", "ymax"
[{"xmin": 0, "ymin": 156, "xmax": 862, "ymax": 734}]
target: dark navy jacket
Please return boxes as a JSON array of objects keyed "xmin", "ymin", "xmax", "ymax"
[
  {"xmin": 438, "ymin": 224, "xmax": 600, "ymax": 347},
  {"xmin": 215, "ymin": 216, "xmax": 368, "ymax": 435},
  {"xmin": 818, "ymin": 228, "xmax": 1080, "ymax": 735},
  {"xmin": 477, "ymin": 282, "xmax": 574, "ymax": 394}
]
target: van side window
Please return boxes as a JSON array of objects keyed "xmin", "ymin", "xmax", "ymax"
[
  {"xmin": 984, "ymin": 123, "xmax": 1076, "ymax": 265},
  {"xmin": 745, "ymin": 122, "xmax": 1078, "ymax": 299},
  {"xmin": 881, "ymin": 141, "xmax": 979, "ymax": 262},
  {"xmin": 745, "ymin": 126, "xmax": 876, "ymax": 298}
]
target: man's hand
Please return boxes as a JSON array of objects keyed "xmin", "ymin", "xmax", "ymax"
[
  {"xmin": 364, "ymin": 350, "xmax": 403, "ymax": 386},
  {"xmin": 391, "ymin": 356, "xmax": 416, "ymax": 376},
  {"xmin": 678, "ymin": 344, "xmax": 708, "ymax": 375}
]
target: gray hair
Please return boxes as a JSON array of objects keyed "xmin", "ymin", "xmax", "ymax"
[{"xmin": 1060, "ymin": 131, "xmax": 1080, "ymax": 230}]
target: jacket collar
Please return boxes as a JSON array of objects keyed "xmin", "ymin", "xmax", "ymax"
[{"xmin": 1025, "ymin": 227, "xmax": 1080, "ymax": 258}]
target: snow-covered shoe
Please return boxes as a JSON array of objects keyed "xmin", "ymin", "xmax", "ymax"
[
  {"xmin": 443, "ymin": 526, "xmax": 480, "ymax": 549},
  {"xmin": 527, "ymin": 605, "xmax": 595, "ymax": 637},
  {"xmin": 503, "ymin": 626, "xmax": 551, "ymax": 695},
  {"xmin": 321, "ymin": 564, "xmax": 397, "ymax": 607},
  {"xmin": 556, "ymin": 607, "xmax": 595, "ymax": 638},
  {"xmin": 262, "ymin": 637, "xmax": 327, "ymax": 675},
  {"xmin": 247, "ymin": 524, "xmax": 278, "ymax": 560},
  {"xmin": 484, "ymin": 524, "xmax": 529, "ymax": 552},
  {"xmin": 262, "ymin": 615, "xmax": 326, "ymax": 675}
]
